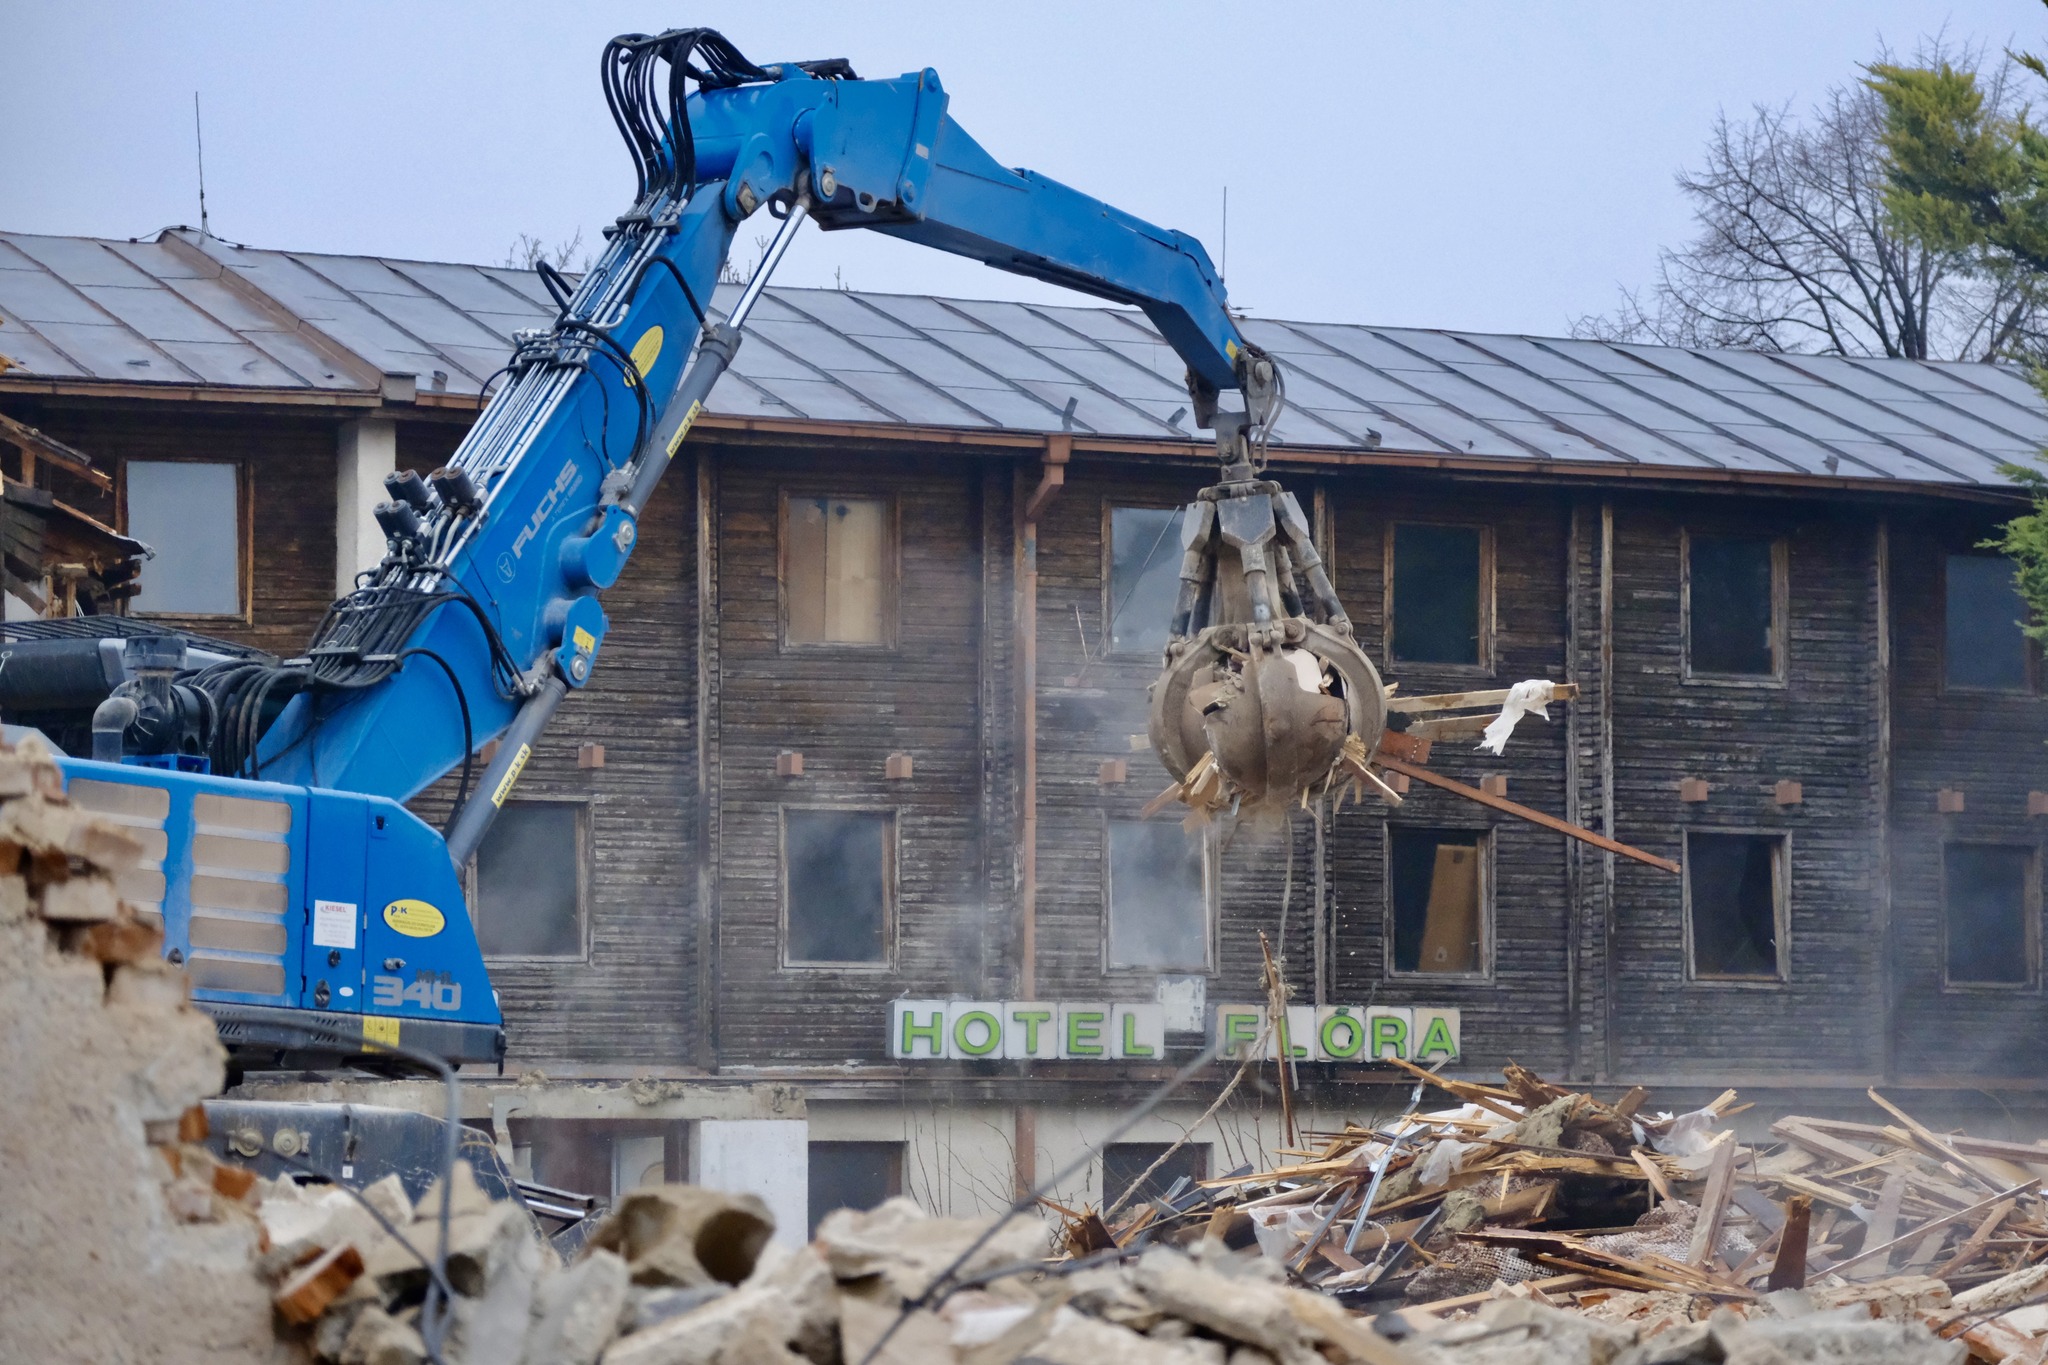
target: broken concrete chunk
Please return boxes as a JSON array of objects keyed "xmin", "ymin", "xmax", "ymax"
[
  {"xmin": 1408, "ymin": 1300, "xmax": 1634, "ymax": 1365},
  {"xmin": 587, "ymin": 1184, "xmax": 775, "ymax": 1289},
  {"xmin": 443, "ymin": 1201, "xmax": 544, "ymax": 1365},
  {"xmin": 1133, "ymin": 1248, "xmax": 1322, "ymax": 1365},
  {"xmin": 1027, "ymin": 1305, "xmax": 1229, "ymax": 1365},
  {"xmin": 815, "ymin": 1196, "xmax": 1047, "ymax": 1299},
  {"xmin": 521, "ymin": 1248, "xmax": 629, "ymax": 1365},
  {"xmin": 337, "ymin": 1303, "xmax": 428, "ymax": 1365},
  {"xmin": 360, "ymin": 1172, "xmax": 413, "ymax": 1228},
  {"xmin": 105, "ymin": 956, "xmax": 189, "ymax": 1010},
  {"xmin": 622, "ymin": 1283, "xmax": 730, "ymax": 1336}
]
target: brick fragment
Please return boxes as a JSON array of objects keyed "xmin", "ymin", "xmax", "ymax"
[
  {"xmin": 40, "ymin": 876, "xmax": 119, "ymax": 923},
  {"xmin": 212, "ymin": 1161, "xmax": 257, "ymax": 1202},
  {"xmin": 71, "ymin": 913, "xmax": 164, "ymax": 964},
  {"xmin": 274, "ymin": 1242, "xmax": 366, "ymax": 1326}
]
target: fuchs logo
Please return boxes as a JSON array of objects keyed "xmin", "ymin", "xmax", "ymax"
[{"xmin": 510, "ymin": 459, "xmax": 583, "ymax": 566}]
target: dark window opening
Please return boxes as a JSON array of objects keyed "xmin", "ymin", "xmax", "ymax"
[
  {"xmin": 784, "ymin": 495, "xmax": 888, "ymax": 644},
  {"xmin": 1109, "ymin": 505, "xmax": 1185, "ymax": 655},
  {"xmin": 1687, "ymin": 833, "xmax": 1784, "ymax": 979},
  {"xmin": 1946, "ymin": 555, "xmax": 2031, "ymax": 691},
  {"xmin": 1104, "ymin": 1141, "xmax": 1210, "ymax": 1210},
  {"xmin": 1391, "ymin": 524, "xmax": 1483, "ymax": 665},
  {"xmin": 1688, "ymin": 535, "xmax": 1778, "ymax": 676},
  {"xmin": 1946, "ymin": 844, "xmax": 2033, "ymax": 986},
  {"xmin": 784, "ymin": 809, "xmax": 891, "ymax": 964},
  {"xmin": 471, "ymin": 801, "xmax": 585, "ymax": 957},
  {"xmin": 1389, "ymin": 827, "xmax": 1485, "ymax": 974},
  {"xmin": 808, "ymin": 1141, "xmax": 904, "ymax": 1237},
  {"xmin": 1107, "ymin": 819, "xmax": 1209, "ymax": 970},
  {"xmin": 127, "ymin": 461, "xmax": 241, "ymax": 615}
]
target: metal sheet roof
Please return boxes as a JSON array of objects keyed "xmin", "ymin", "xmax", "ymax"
[{"xmin": 2, "ymin": 227, "xmax": 2043, "ymax": 488}]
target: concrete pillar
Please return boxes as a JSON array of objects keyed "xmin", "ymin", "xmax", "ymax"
[
  {"xmin": 690, "ymin": 1118, "xmax": 808, "ymax": 1246},
  {"xmin": 336, "ymin": 416, "xmax": 396, "ymax": 595}
]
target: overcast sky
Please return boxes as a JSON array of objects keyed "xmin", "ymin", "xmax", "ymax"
[{"xmin": 2, "ymin": 2, "xmax": 2037, "ymax": 335}]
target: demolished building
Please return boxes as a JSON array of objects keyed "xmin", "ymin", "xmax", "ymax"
[{"xmin": 2, "ymin": 224, "xmax": 2047, "ymax": 1237}]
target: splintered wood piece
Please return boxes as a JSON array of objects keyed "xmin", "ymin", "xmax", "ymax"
[
  {"xmin": 1612, "ymin": 1086, "xmax": 1649, "ymax": 1118},
  {"xmin": 1769, "ymin": 1195, "xmax": 1812, "ymax": 1291},
  {"xmin": 1686, "ymin": 1135, "xmax": 1739, "ymax": 1267},
  {"xmin": 1375, "ymin": 728, "xmax": 1433, "ymax": 764},
  {"xmin": 1858, "ymin": 1169, "xmax": 1907, "ymax": 1279},
  {"xmin": 1866, "ymin": 1090, "xmax": 2006, "ymax": 1194},
  {"xmin": 1634, "ymin": 1150, "xmax": 1674, "ymax": 1204},
  {"xmin": 1824, "ymin": 1180, "xmax": 2039, "ymax": 1279},
  {"xmin": 1931, "ymin": 1199, "xmax": 2016, "ymax": 1279},
  {"xmin": 1375, "ymin": 755, "xmax": 1680, "ymax": 874},
  {"xmin": 1403, "ymin": 714, "xmax": 1495, "ymax": 742},
  {"xmin": 1385, "ymin": 682, "xmax": 1578, "ymax": 715}
]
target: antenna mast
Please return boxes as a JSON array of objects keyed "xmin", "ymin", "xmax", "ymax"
[{"xmin": 193, "ymin": 93, "xmax": 210, "ymax": 236}]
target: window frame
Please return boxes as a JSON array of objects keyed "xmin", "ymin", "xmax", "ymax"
[
  {"xmin": 776, "ymin": 489, "xmax": 900, "ymax": 651},
  {"xmin": 118, "ymin": 457, "xmax": 252, "ymax": 622},
  {"xmin": 1101, "ymin": 499, "xmax": 1189, "ymax": 658},
  {"xmin": 1939, "ymin": 552, "xmax": 2039, "ymax": 697},
  {"xmin": 1101, "ymin": 813, "xmax": 1219, "ymax": 974},
  {"xmin": 1382, "ymin": 521, "xmax": 1495, "ymax": 673},
  {"xmin": 1940, "ymin": 841, "xmax": 2040, "ymax": 992},
  {"xmin": 1680, "ymin": 529, "xmax": 1788, "ymax": 686},
  {"xmin": 778, "ymin": 804, "xmax": 898, "ymax": 971},
  {"xmin": 1381, "ymin": 822, "xmax": 1495, "ymax": 982},
  {"xmin": 462, "ymin": 797, "xmax": 591, "ymax": 963},
  {"xmin": 1681, "ymin": 828, "xmax": 1791, "ymax": 985}
]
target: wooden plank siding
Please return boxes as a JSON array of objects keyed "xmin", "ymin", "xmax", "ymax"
[
  {"xmin": 1324, "ymin": 476, "xmax": 1577, "ymax": 1075},
  {"xmin": 10, "ymin": 391, "xmax": 2048, "ymax": 1092},
  {"xmin": 710, "ymin": 446, "xmax": 993, "ymax": 1064},
  {"xmin": 1889, "ymin": 508, "xmax": 2048, "ymax": 1081},
  {"xmin": 1602, "ymin": 493, "xmax": 1887, "ymax": 1079}
]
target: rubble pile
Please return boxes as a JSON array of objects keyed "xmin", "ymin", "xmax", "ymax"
[
  {"xmin": 0, "ymin": 736, "xmax": 292, "ymax": 1362},
  {"xmin": 1068, "ymin": 1058, "xmax": 2048, "ymax": 1362}
]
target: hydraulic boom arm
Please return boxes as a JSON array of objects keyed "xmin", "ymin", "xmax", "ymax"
[{"xmin": 233, "ymin": 29, "xmax": 1292, "ymax": 851}]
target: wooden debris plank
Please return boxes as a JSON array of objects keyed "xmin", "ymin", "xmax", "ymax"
[
  {"xmin": 1768, "ymin": 1195, "xmax": 1812, "ymax": 1292},
  {"xmin": 1930, "ymin": 1199, "xmax": 2016, "ymax": 1280},
  {"xmin": 1385, "ymin": 682, "xmax": 1578, "ymax": 715},
  {"xmin": 1686, "ymin": 1135, "xmax": 1739, "ymax": 1268},
  {"xmin": 1402, "ymin": 714, "xmax": 1493, "ymax": 741},
  {"xmin": 1376, "ymin": 755, "xmax": 1681, "ymax": 874},
  {"xmin": 1380, "ymin": 1056, "xmax": 1524, "ymax": 1104},
  {"xmin": 1771, "ymin": 1120, "xmax": 1883, "ymax": 1169},
  {"xmin": 1634, "ymin": 1150, "xmax": 1674, "ymax": 1203},
  {"xmin": 1824, "ymin": 1180, "xmax": 2040, "ymax": 1278},
  {"xmin": 1857, "ymin": 1168, "xmax": 1907, "ymax": 1279},
  {"xmin": 1403, "ymin": 1274, "xmax": 1588, "ymax": 1317},
  {"xmin": 1867, "ymin": 1090, "xmax": 2007, "ymax": 1193}
]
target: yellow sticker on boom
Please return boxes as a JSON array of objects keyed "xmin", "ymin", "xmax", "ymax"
[
  {"xmin": 665, "ymin": 400, "xmax": 704, "ymax": 458},
  {"xmin": 362, "ymin": 1015, "xmax": 402, "ymax": 1045},
  {"xmin": 491, "ymin": 742, "xmax": 532, "ymax": 808},
  {"xmin": 628, "ymin": 326, "xmax": 664, "ymax": 386},
  {"xmin": 573, "ymin": 625, "xmax": 596, "ymax": 652},
  {"xmin": 381, "ymin": 899, "xmax": 445, "ymax": 939}
]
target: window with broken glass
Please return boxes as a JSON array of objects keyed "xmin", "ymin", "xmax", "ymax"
[
  {"xmin": 808, "ymin": 1141, "xmax": 904, "ymax": 1237},
  {"xmin": 1945, "ymin": 555, "xmax": 2033, "ymax": 692},
  {"xmin": 125, "ymin": 460, "xmax": 243, "ymax": 616},
  {"xmin": 1106, "ymin": 818, "xmax": 1213, "ymax": 971},
  {"xmin": 1944, "ymin": 844, "xmax": 2036, "ymax": 987},
  {"xmin": 1107, "ymin": 504, "xmax": 1186, "ymax": 656},
  {"xmin": 1387, "ymin": 523, "xmax": 1488, "ymax": 667},
  {"xmin": 468, "ymin": 800, "xmax": 587, "ymax": 958},
  {"xmin": 782, "ymin": 493, "xmax": 892, "ymax": 646},
  {"xmin": 782, "ymin": 808, "xmax": 893, "ymax": 967},
  {"xmin": 1387, "ymin": 826, "xmax": 1489, "ymax": 976},
  {"xmin": 1684, "ymin": 533, "xmax": 1783, "ymax": 679},
  {"xmin": 1685, "ymin": 832, "xmax": 1788, "ymax": 981}
]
